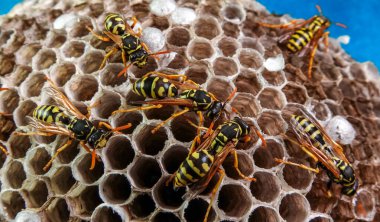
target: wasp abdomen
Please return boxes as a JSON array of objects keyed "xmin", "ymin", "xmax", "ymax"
[
  {"xmin": 104, "ymin": 13, "xmax": 126, "ymax": 35},
  {"xmin": 133, "ymin": 76, "xmax": 178, "ymax": 99},
  {"xmin": 33, "ymin": 105, "xmax": 70, "ymax": 125}
]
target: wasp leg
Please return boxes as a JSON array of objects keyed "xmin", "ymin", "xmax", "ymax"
[
  {"xmin": 43, "ymin": 139, "xmax": 73, "ymax": 171},
  {"xmin": 0, "ymin": 88, "xmax": 9, "ymax": 91},
  {"xmin": 231, "ymin": 149, "xmax": 256, "ymax": 182},
  {"xmin": 99, "ymin": 46, "xmax": 118, "ymax": 70},
  {"xmin": 141, "ymin": 43, "xmax": 171, "ymax": 61},
  {"xmin": 80, "ymin": 141, "xmax": 100, "ymax": 170},
  {"xmin": 86, "ymin": 26, "xmax": 111, "ymax": 42},
  {"xmin": 307, "ymin": 37, "xmax": 320, "ymax": 79},
  {"xmin": 112, "ymin": 104, "xmax": 163, "ymax": 115},
  {"xmin": 323, "ymin": 31, "xmax": 330, "ymax": 52},
  {"xmin": 116, "ymin": 62, "xmax": 135, "ymax": 78},
  {"xmin": 130, "ymin": 16, "xmax": 142, "ymax": 37},
  {"xmin": 165, "ymin": 173, "xmax": 176, "ymax": 187},
  {"xmin": 121, "ymin": 49, "xmax": 127, "ymax": 68},
  {"xmin": 275, "ymin": 158, "xmax": 320, "ymax": 173},
  {"xmin": 203, "ymin": 168, "xmax": 225, "ymax": 222},
  {"xmin": 0, "ymin": 112, "xmax": 12, "ymax": 117},
  {"xmin": 252, "ymin": 125, "xmax": 267, "ymax": 147},
  {"xmin": 0, "ymin": 144, "xmax": 9, "ymax": 155},
  {"xmin": 151, "ymin": 109, "xmax": 190, "ymax": 134},
  {"xmin": 98, "ymin": 121, "xmax": 132, "ymax": 132},
  {"xmin": 15, "ymin": 131, "xmax": 55, "ymax": 137}
]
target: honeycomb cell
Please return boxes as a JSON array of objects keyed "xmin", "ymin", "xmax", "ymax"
[
  {"xmin": 152, "ymin": 176, "xmax": 186, "ymax": 210},
  {"xmin": 129, "ymin": 156, "xmax": 162, "ymax": 189},
  {"xmin": 218, "ymin": 37, "xmax": 239, "ymax": 57},
  {"xmin": 44, "ymin": 198, "xmax": 70, "ymax": 222},
  {"xmin": 231, "ymin": 93, "xmax": 261, "ymax": 117},
  {"xmin": 150, "ymin": 15, "xmax": 170, "ymax": 30},
  {"xmin": 253, "ymin": 139, "xmax": 285, "ymax": 169},
  {"xmin": 45, "ymin": 30, "xmax": 67, "ymax": 48},
  {"xmin": 63, "ymin": 40, "xmax": 85, "ymax": 58},
  {"xmin": 79, "ymin": 50, "xmax": 104, "ymax": 74},
  {"xmin": 258, "ymin": 88, "xmax": 286, "ymax": 110},
  {"xmin": 222, "ymin": 4, "xmax": 245, "ymax": 23},
  {"xmin": 353, "ymin": 189, "xmax": 375, "ymax": 220},
  {"xmin": 67, "ymin": 185, "xmax": 103, "ymax": 217},
  {"xmin": 282, "ymin": 83, "xmax": 308, "ymax": 104},
  {"xmin": 234, "ymin": 70, "xmax": 262, "ymax": 95},
  {"xmin": 248, "ymin": 206, "xmax": 280, "ymax": 222},
  {"xmin": 69, "ymin": 17, "xmax": 92, "ymax": 38},
  {"xmin": 16, "ymin": 43, "xmax": 42, "ymax": 66},
  {"xmin": 213, "ymin": 57, "xmax": 238, "ymax": 76},
  {"xmin": 321, "ymin": 81, "xmax": 343, "ymax": 103},
  {"xmin": 250, "ymin": 172, "xmax": 280, "ymax": 203},
  {"xmin": 257, "ymin": 111, "xmax": 286, "ymax": 136},
  {"xmin": 128, "ymin": 193, "xmax": 156, "ymax": 219},
  {"xmin": 0, "ymin": 191, "xmax": 25, "ymax": 219},
  {"xmin": 167, "ymin": 27, "xmax": 191, "ymax": 47},
  {"xmin": 50, "ymin": 62, "xmax": 76, "ymax": 87},
  {"xmin": 151, "ymin": 212, "xmax": 180, "ymax": 222},
  {"xmin": 0, "ymin": 55, "xmax": 15, "ymax": 76},
  {"xmin": 241, "ymin": 37, "xmax": 265, "ymax": 53},
  {"xmin": 103, "ymin": 136, "xmax": 134, "ymax": 170},
  {"xmin": 193, "ymin": 17, "xmax": 221, "ymax": 40},
  {"xmin": 350, "ymin": 63, "xmax": 367, "ymax": 82},
  {"xmin": 130, "ymin": 57, "xmax": 158, "ymax": 78},
  {"xmin": 20, "ymin": 73, "xmax": 46, "ymax": 98},
  {"xmin": 0, "ymin": 89, "xmax": 19, "ymax": 115},
  {"xmin": 222, "ymin": 151, "xmax": 254, "ymax": 180},
  {"xmin": 238, "ymin": 49, "xmax": 263, "ymax": 69},
  {"xmin": 55, "ymin": 139, "xmax": 80, "ymax": 164},
  {"xmin": 223, "ymin": 22, "xmax": 240, "ymax": 38},
  {"xmin": 10, "ymin": 65, "xmax": 32, "ymax": 86},
  {"xmin": 167, "ymin": 53, "xmax": 189, "ymax": 69},
  {"xmin": 21, "ymin": 179, "xmax": 49, "ymax": 208},
  {"xmin": 282, "ymin": 158, "xmax": 314, "ymax": 190},
  {"xmin": 92, "ymin": 91, "xmax": 121, "ymax": 119},
  {"xmin": 171, "ymin": 113, "xmax": 197, "ymax": 142},
  {"xmin": 13, "ymin": 100, "xmax": 36, "ymax": 126},
  {"xmin": 111, "ymin": 112, "xmax": 143, "ymax": 135},
  {"xmin": 308, "ymin": 216, "xmax": 332, "ymax": 222},
  {"xmin": 207, "ymin": 78, "xmax": 234, "ymax": 101},
  {"xmin": 188, "ymin": 39, "xmax": 215, "ymax": 60},
  {"xmin": 312, "ymin": 101, "xmax": 330, "ymax": 121},
  {"xmin": 92, "ymin": 204, "xmax": 124, "ymax": 222},
  {"xmin": 26, "ymin": 147, "xmax": 51, "ymax": 175},
  {"xmin": 5, "ymin": 160, "xmax": 26, "ymax": 189},
  {"xmin": 144, "ymin": 106, "xmax": 175, "ymax": 121},
  {"xmin": 8, "ymin": 133, "xmax": 31, "ymax": 159},
  {"xmin": 73, "ymin": 153, "xmax": 104, "ymax": 184},
  {"xmin": 99, "ymin": 173, "xmax": 131, "ymax": 204},
  {"xmin": 33, "ymin": 49, "xmax": 56, "ymax": 70},
  {"xmin": 185, "ymin": 61, "xmax": 209, "ymax": 85},
  {"xmin": 162, "ymin": 145, "xmax": 189, "ymax": 174},
  {"xmin": 134, "ymin": 124, "xmax": 168, "ymax": 155},
  {"xmin": 218, "ymin": 184, "xmax": 252, "ymax": 218},
  {"xmin": 184, "ymin": 198, "xmax": 216, "ymax": 222},
  {"xmin": 50, "ymin": 166, "xmax": 76, "ymax": 195},
  {"xmin": 262, "ymin": 69, "xmax": 285, "ymax": 86},
  {"xmin": 67, "ymin": 75, "xmax": 98, "ymax": 101},
  {"xmin": 279, "ymin": 193, "xmax": 309, "ymax": 222}
]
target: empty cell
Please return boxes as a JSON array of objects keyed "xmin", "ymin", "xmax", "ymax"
[
  {"xmin": 92, "ymin": 91, "xmax": 121, "ymax": 119},
  {"xmin": 0, "ymin": 54, "xmax": 15, "ymax": 76},
  {"xmin": 213, "ymin": 57, "xmax": 238, "ymax": 76},
  {"xmin": 185, "ymin": 61, "xmax": 209, "ymax": 85},
  {"xmin": 184, "ymin": 198, "xmax": 216, "ymax": 222},
  {"xmin": 51, "ymin": 166, "xmax": 76, "ymax": 195},
  {"xmin": 311, "ymin": 101, "xmax": 330, "ymax": 121},
  {"xmin": 188, "ymin": 39, "xmax": 214, "ymax": 60},
  {"xmin": 223, "ymin": 151, "xmax": 254, "ymax": 180},
  {"xmin": 262, "ymin": 69, "xmax": 285, "ymax": 86},
  {"xmin": 20, "ymin": 73, "xmax": 46, "ymax": 98},
  {"xmin": 308, "ymin": 216, "xmax": 333, "ymax": 222},
  {"xmin": 144, "ymin": 106, "xmax": 175, "ymax": 121},
  {"xmin": 239, "ymin": 49, "xmax": 263, "ymax": 69},
  {"xmin": 74, "ymin": 153, "xmax": 104, "ymax": 184},
  {"xmin": 103, "ymin": 136, "xmax": 134, "ymax": 170},
  {"xmin": 152, "ymin": 176, "xmax": 186, "ymax": 210},
  {"xmin": 321, "ymin": 82, "xmax": 343, "ymax": 103},
  {"xmin": 45, "ymin": 31, "xmax": 66, "ymax": 48},
  {"xmin": 34, "ymin": 49, "xmax": 56, "ymax": 70},
  {"xmin": 353, "ymin": 190, "xmax": 375, "ymax": 220},
  {"xmin": 167, "ymin": 53, "xmax": 189, "ymax": 70},
  {"xmin": 69, "ymin": 17, "xmax": 92, "ymax": 38},
  {"xmin": 222, "ymin": 5, "xmax": 245, "ymax": 23},
  {"xmin": 151, "ymin": 212, "xmax": 180, "ymax": 222},
  {"xmin": 45, "ymin": 198, "xmax": 70, "ymax": 222},
  {"xmin": 234, "ymin": 71, "xmax": 262, "ymax": 95},
  {"xmin": 350, "ymin": 63, "xmax": 367, "ymax": 82},
  {"xmin": 21, "ymin": 180, "xmax": 49, "ymax": 208},
  {"xmin": 248, "ymin": 206, "xmax": 280, "ymax": 222},
  {"xmin": 130, "ymin": 57, "xmax": 158, "ymax": 79},
  {"xmin": 128, "ymin": 193, "xmax": 156, "ymax": 219},
  {"xmin": 129, "ymin": 156, "xmax": 162, "ymax": 189},
  {"xmin": 92, "ymin": 205, "xmax": 124, "ymax": 222},
  {"xmin": 231, "ymin": 93, "xmax": 261, "ymax": 117},
  {"xmin": 67, "ymin": 185, "xmax": 103, "ymax": 217},
  {"xmin": 63, "ymin": 40, "xmax": 85, "ymax": 58},
  {"xmin": 171, "ymin": 113, "xmax": 197, "ymax": 142},
  {"xmin": 241, "ymin": 37, "xmax": 265, "ymax": 53},
  {"xmin": 167, "ymin": 27, "xmax": 191, "ymax": 47},
  {"xmin": 253, "ymin": 139, "xmax": 284, "ymax": 169},
  {"xmin": 0, "ymin": 191, "xmax": 25, "ymax": 219},
  {"xmin": 27, "ymin": 148, "xmax": 51, "ymax": 175},
  {"xmin": 218, "ymin": 184, "xmax": 252, "ymax": 218},
  {"xmin": 258, "ymin": 88, "xmax": 286, "ymax": 110},
  {"xmin": 10, "ymin": 65, "xmax": 32, "ymax": 86},
  {"xmin": 16, "ymin": 43, "xmax": 42, "ymax": 65},
  {"xmin": 79, "ymin": 51, "xmax": 104, "ymax": 74},
  {"xmin": 54, "ymin": 139, "xmax": 80, "ymax": 164},
  {"xmin": 222, "ymin": 22, "xmax": 240, "ymax": 38},
  {"xmin": 250, "ymin": 171, "xmax": 280, "ymax": 203},
  {"xmin": 218, "ymin": 37, "xmax": 239, "ymax": 57},
  {"xmin": 282, "ymin": 158, "xmax": 314, "ymax": 190},
  {"xmin": 50, "ymin": 63, "xmax": 76, "ymax": 87},
  {"xmin": 5, "ymin": 160, "xmax": 26, "ymax": 189},
  {"xmin": 135, "ymin": 124, "xmax": 168, "ymax": 155},
  {"xmin": 151, "ymin": 15, "xmax": 170, "ymax": 30},
  {"xmin": 282, "ymin": 83, "xmax": 308, "ymax": 104},
  {"xmin": 100, "ymin": 173, "xmax": 131, "ymax": 204},
  {"xmin": 206, "ymin": 78, "xmax": 234, "ymax": 101},
  {"xmin": 0, "ymin": 89, "xmax": 19, "ymax": 115},
  {"xmin": 257, "ymin": 111, "xmax": 286, "ymax": 136},
  {"xmin": 8, "ymin": 133, "xmax": 31, "ymax": 159},
  {"xmin": 193, "ymin": 17, "xmax": 221, "ymax": 40},
  {"xmin": 280, "ymin": 193, "xmax": 309, "ymax": 222},
  {"xmin": 162, "ymin": 145, "xmax": 188, "ymax": 174},
  {"xmin": 112, "ymin": 112, "xmax": 143, "ymax": 135},
  {"xmin": 320, "ymin": 63, "xmax": 342, "ymax": 81},
  {"xmin": 67, "ymin": 75, "xmax": 98, "ymax": 101}
]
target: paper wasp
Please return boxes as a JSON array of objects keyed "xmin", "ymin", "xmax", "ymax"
[
  {"xmin": 15, "ymin": 77, "xmax": 131, "ymax": 171},
  {"xmin": 278, "ymin": 107, "xmax": 358, "ymax": 196},
  {"xmin": 166, "ymin": 117, "xmax": 266, "ymax": 222},
  {"xmin": 86, "ymin": 13, "xmax": 170, "ymax": 77},
  {"xmin": 258, "ymin": 5, "xmax": 346, "ymax": 78}
]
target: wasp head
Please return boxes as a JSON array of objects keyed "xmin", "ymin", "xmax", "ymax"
[{"xmin": 89, "ymin": 129, "xmax": 112, "ymax": 149}]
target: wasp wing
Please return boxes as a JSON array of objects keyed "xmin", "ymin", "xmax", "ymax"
[
  {"xmin": 28, "ymin": 117, "xmax": 74, "ymax": 137},
  {"xmin": 128, "ymin": 98, "xmax": 196, "ymax": 108}
]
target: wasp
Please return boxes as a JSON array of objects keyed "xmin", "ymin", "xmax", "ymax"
[
  {"xmin": 277, "ymin": 108, "xmax": 358, "ymax": 196},
  {"xmin": 86, "ymin": 13, "xmax": 170, "ymax": 77},
  {"xmin": 166, "ymin": 117, "xmax": 266, "ymax": 222},
  {"xmin": 258, "ymin": 5, "xmax": 346, "ymax": 78},
  {"xmin": 15, "ymin": 77, "xmax": 132, "ymax": 171}
]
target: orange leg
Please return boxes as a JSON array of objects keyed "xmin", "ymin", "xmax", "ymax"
[
  {"xmin": 165, "ymin": 173, "xmax": 176, "ymax": 187},
  {"xmin": 232, "ymin": 149, "xmax": 256, "ymax": 182},
  {"xmin": 98, "ymin": 121, "xmax": 132, "ymax": 132},
  {"xmin": 275, "ymin": 158, "xmax": 320, "ymax": 173},
  {"xmin": 86, "ymin": 26, "xmax": 111, "ymax": 42},
  {"xmin": 116, "ymin": 62, "xmax": 134, "ymax": 78},
  {"xmin": 252, "ymin": 125, "xmax": 266, "ymax": 147},
  {"xmin": 80, "ymin": 141, "xmax": 100, "ymax": 170},
  {"xmin": 112, "ymin": 104, "xmax": 163, "ymax": 115},
  {"xmin": 307, "ymin": 40, "xmax": 319, "ymax": 79},
  {"xmin": 0, "ymin": 144, "xmax": 9, "ymax": 155},
  {"xmin": 203, "ymin": 168, "xmax": 225, "ymax": 222},
  {"xmin": 99, "ymin": 46, "xmax": 119, "ymax": 70},
  {"xmin": 258, "ymin": 19, "xmax": 311, "ymax": 30},
  {"xmin": 0, "ymin": 88, "xmax": 9, "ymax": 91},
  {"xmin": 151, "ymin": 109, "xmax": 190, "ymax": 134},
  {"xmin": 323, "ymin": 31, "xmax": 330, "ymax": 52},
  {"xmin": 86, "ymin": 101, "xmax": 101, "ymax": 119},
  {"xmin": 0, "ymin": 112, "xmax": 12, "ymax": 117},
  {"xmin": 15, "ymin": 131, "xmax": 54, "ymax": 137},
  {"xmin": 43, "ymin": 139, "xmax": 73, "ymax": 171}
]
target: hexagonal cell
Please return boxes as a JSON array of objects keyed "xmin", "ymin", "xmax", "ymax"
[
  {"xmin": 130, "ymin": 57, "xmax": 159, "ymax": 79},
  {"xmin": 218, "ymin": 37, "xmax": 239, "ymax": 57},
  {"xmin": 320, "ymin": 63, "xmax": 342, "ymax": 81},
  {"xmin": 135, "ymin": 124, "xmax": 168, "ymax": 155},
  {"xmin": 5, "ymin": 160, "xmax": 26, "ymax": 189},
  {"xmin": 92, "ymin": 205, "xmax": 124, "ymax": 222},
  {"xmin": 167, "ymin": 27, "xmax": 191, "ymax": 47},
  {"xmin": 151, "ymin": 212, "xmax": 180, "ymax": 222},
  {"xmin": 330, "ymin": 199, "xmax": 355, "ymax": 221},
  {"xmin": 311, "ymin": 101, "xmax": 330, "ymax": 121},
  {"xmin": 111, "ymin": 112, "xmax": 143, "ymax": 135},
  {"xmin": 207, "ymin": 78, "xmax": 234, "ymax": 101},
  {"xmin": 308, "ymin": 216, "xmax": 332, "ymax": 222},
  {"xmin": 51, "ymin": 166, "xmax": 76, "ymax": 195},
  {"xmin": 262, "ymin": 69, "xmax": 286, "ymax": 86},
  {"xmin": 248, "ymin": 206, "xmax": 280, "ymax": 222},
  {"xmin": 253, "ymin": 139, "xmax": 285, "ymax": 169},
  {"xmin": 62, "ymin": 40, "xmax": 85, "ymax": 58},
  {"xmin": 8, "ymin": 133, "xmax": 31, "ymax": 158},
  {"xmin": 69, "ymin": 17, "xmax": 92, "ymax": 38},
  {"xmin": 250, "ymin": 171, "xmax": 280, "ymax": 203},
  {"xmin": 144, "ymin": 105, "xmax": 175, "ymax": 121},
  {"xmin": 223, "ymin": 22, "xmax": 240, "ymax": 38},
  {"xmin": 257, "ymin": 111, "xmax": 286, "ymax": 136},
  {"xmin": 353, "ymin": 189, "xmax": 375, "ymax": 220},
  {"xmin": 128, "ymin": 193, "xmax": 156, "ymax": 219},
  {"xmin": 10, "ymin": 65, "xmax": 32, "ymax": 86},
  {"xmin": 74, "ymin": 153, "xmax": 104, "ymax": 184},
  {"xmin": 279, "ymin": 193, "xmax": 309, "ymax": 222},
  {"xmin": 222, "ymin": 4, "xmax": 245, "ymax": 23},
  {"xmin": 170, "ymin": 113, "xmax": 197, "ymax": 142},
  {"xmin": 45, "ymin": 30, "xmax": 66, "ymax": 48},
  {"xmin": 79, "ymin": 50, "xmax": 104, "ymax": 74},
  {"xmin": 152, "ymin": 176, "xmax": 186, "ymax": 210},
  {"xmin": 240, "ymin": 37, "xmax": 265, "ymax": 53},
  {"xmin": 150, "ymin": 15, "xmax": 170, "ymax": 30},
  {"xmin": 218, "ymin": 184, "xmax": 252, "ymax": 218},
  {"xmin": 0, "ymin": 89, "xmax": 19, "ymax": 114},
  {"xmin": 50, "ymin": 62, "xmax": 76, "ymax": 87},
  {"xmin": 162, "ymin": 145, "xmax": 188, "ymax": 174},
  {"xmin": 185, "ymin": 61, "xmax": 209, "ymax": 85},
  {"xmin": 193, "ymin": 17, "xmax": 221, "ymax": 40},
  {"xmin": 281, "ymin": 157, "xmax": 314, "ymax": 190},
  {"xmin": 0, "ymin": 190, "xmax": 25, "ymax": 219},
  {"xmin": 129, "ymin": 156, "xmax": 162, "ymax": 189},
  {"xmin": 66, "ymin": 75, "xmax": 98, "ymax": 102},
  {"xmin": 44, "ymin": 198, "xmax": 70, "ymax": 222},
  {"xmin": 27, "ymin": 147, "xmax": 51, "ymax": 175},
  {"xmin": 21, "ymin": 179, "xmax": 49, "ymax": 208},
  {"xmin": 100, "ymin": 173, "xmax": 131, "ymax": 204},
  {"xmin": 282, "ymin": 83, "xmax": 308, "ymax": 104},
  {"xmin": 167, "ymin": 53, "xmax": 189, "ymax": 70},
  {"xmin": 321, "ymin": 81, "xmax": 343, "ymax": 103},
  {"xmin": 55, "ymin": 139, "xmax": 80, "ymax": 164},
  {"xmin": 92, "ymin": 91, "xmax": 121, "ymax": 119},
  {"xmin": 188, "ymin": 39, "xmax": 215, "ymax": 60},
  {"xmin": 103, "ymin": 136, "xmax": 135, "ymax": 170},
  {"xmin": 222, "ymin": 151, "xmax": 254, "ymax": 180},
  {"xmin": 34, "ymin": 49, "xmax": 56, "ymax": 70},
  {"xmin": 100, "ymin": 64, "xmax": 128, "ymax": 87},
  {"xmin": 16, "ymin": 43, "xmax": 42, "ymax": 65},
  {"xmin": 231, "ymin": 93, "xmax": 261, "ymax": 117},
  {"xmin": 20, "ymin": 73, "xmax": 46, "ymax": 98},
  {"xmin": 239, "ymin": 49, "xmax": 263, "ymax": 70},
  {"xmin": 234, "ymin": 70, "xmax": 262, "ymax": 95},
  {"xmin": 213, "ymin": 57, "xmax": 238, "ymax": 77},
  {"xmin": 350, "ymin": 63, "xmax": 367, "ymax": 82},
  {"xmin": 258, "ymin": 88, "xmax": 286, "ymax": 110},
  {"xmin": 67, "ymin": 185, "xmax": 103, "ymax": 217},
  {"xmin": 0, "ymin": 55, "xmax": 15, "ymax": 76},
  {"xmin": 184, "ymin": 198, "xmax": 216, "ymax": 222}
]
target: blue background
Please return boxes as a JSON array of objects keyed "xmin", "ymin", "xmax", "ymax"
[
  {"xmin": 258, "ymin": 0, "xmax": 380, "ymax": 69},
  {"xmin": 1, "ymin": 0, "xmax": 379, "ymax": 69}
]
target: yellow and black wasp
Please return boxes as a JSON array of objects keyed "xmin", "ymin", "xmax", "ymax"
[
  {"xmin": 278, "ymin": 107, "xmax": 358, "ymax": 196},
  {"xmin": 166, "ymin": 117, "xmax": 266, "ymax": 222},
  {"xmin": 86, "ymin": 13, "xmax": 170, "ymax": 77},
  {"xmin": 16, "ymin": 77, "xmax": 132, "ymax": 171},
  {"xmin": 258, "ymin": 5, "xmax": 346, "ymax": 78}
]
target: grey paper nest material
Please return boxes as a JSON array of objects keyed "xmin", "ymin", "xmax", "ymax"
[{"xmin": 0, "ymin": 0, "xmax": 379, "ymax": 221}]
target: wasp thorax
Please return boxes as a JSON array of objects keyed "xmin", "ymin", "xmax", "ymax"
[{"xmin": 205, "ymin": 101, "xmax": 223, "ymax": 119}]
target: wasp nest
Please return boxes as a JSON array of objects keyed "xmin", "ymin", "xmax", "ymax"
[{"xmin": 0, "ymin": 0, "xmax": 379, "ymax": 221}]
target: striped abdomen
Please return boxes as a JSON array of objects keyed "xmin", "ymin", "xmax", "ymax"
[
  {"xmin": 174, "ymin": 150, "xmax": 214, "ymax": 188},
  {"xmin": 179, "ymin": 90, "xmax": 213, "ymax": 111},
  {"xmin": 104, "ymin": 13, "xmax": 126, "ymax": 35},
  {"xmin": 132, "ymin": 76, "xmax": 178, "ymax": 99},
  {"xmin": 33, "ymin": 105, "xmax": 70, "ymax": 125},
  {"xmin": 286, "ymin": 28, "xmax": 313, "ymax": 53}
]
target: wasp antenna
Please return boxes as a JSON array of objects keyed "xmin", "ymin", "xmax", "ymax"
[
  {"xmin": 335, "ymin": 22, "xmax": 347, "ymax": 29},
  {"xmin": 316, "ymin": 5, "xmax": 323, "ymax": 16}
]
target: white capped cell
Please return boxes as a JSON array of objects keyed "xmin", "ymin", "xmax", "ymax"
[
  {"xmin": 53, "ymin": 13, "xmax": 79, "ymax": 30},
  {"xmin": 326, "ymin": 116, "xmax": 356, "ymax": 145},
  {"xmin": 264, "ymin": 54, "xmax": 285, "ymax": 72},
  {"xmin": 141, "ymin": 27, "xmax": 166, "ymax": 52},
  {"xmin": 150, "ymin": 0, "xmax": 177, "ymax": 16},
  {"xmin": 171, "ymin": 7, "xmax": 196, "ymax": 25},
  {"xmin": 15, "ymin": 211, "xmax": 41, "ymax": 222}
]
